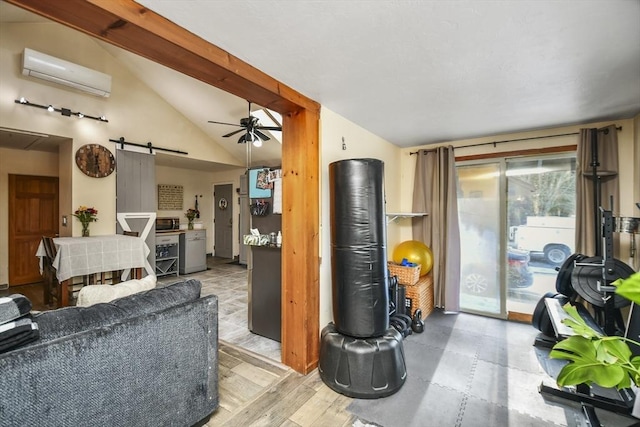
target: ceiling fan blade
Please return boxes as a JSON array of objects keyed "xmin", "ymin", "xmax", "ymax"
[
  {"xmin": 255, "ymin": 125, "xmax": 282, "ymax": 131},
  {"xmin": 207, "ymin": 120, "xmax": 243, "ymax": 127},
  {"xmin": 254, "ymin": 129, "xmax": 271, "ymax": 141},
  {"xmin": 222, "ymin": 128, "xmax": 246, "ymax": 138}
]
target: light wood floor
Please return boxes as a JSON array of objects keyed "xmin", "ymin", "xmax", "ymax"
[{"xmin": 206, "ymin": 342, "xmax": 362, "ymax": 427}]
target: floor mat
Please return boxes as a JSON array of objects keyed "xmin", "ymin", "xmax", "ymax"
[{"xmin": 346, "ymin": 310, "xmax": 637, "ymax": 427}]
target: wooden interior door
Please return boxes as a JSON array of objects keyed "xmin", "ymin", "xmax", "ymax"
[{"xmin": 8, "ymin": 174, "xmax": 59, "ymax": 286}]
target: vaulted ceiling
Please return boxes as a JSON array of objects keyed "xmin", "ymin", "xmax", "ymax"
[
  {"xmin": 137, "ymin": 0, "xmax": 640, "ymax": 147},
  {"xmin": 3, "ymin": 0, "xmax": 640, "ymax": 159}
]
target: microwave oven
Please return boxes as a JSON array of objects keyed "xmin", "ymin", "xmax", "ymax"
[{"xmin": 156, "ymin": 217, "xmax": 180, "ymax": 232}]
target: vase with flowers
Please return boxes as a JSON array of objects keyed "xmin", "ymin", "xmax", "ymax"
[
  {"xmin": 73, "ymin": 206, "xmax": 98, "ymax": 237},
  {"xmin": 185, "ymin": 208, "xmax": 199, "ymax": 230}
]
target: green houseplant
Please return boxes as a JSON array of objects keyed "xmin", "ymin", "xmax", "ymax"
[{"xmin": 550, "ymin": 272, "xmax": 640, "ymax": 390}]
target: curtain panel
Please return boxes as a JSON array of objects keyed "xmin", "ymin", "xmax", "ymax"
[
  {"xmin": 411, "ymin": 146, "xmax": 461, "ymax": 312},
  {"xmin": 575, "ymin": 125, "xmax": 619, "ymax": 257}
]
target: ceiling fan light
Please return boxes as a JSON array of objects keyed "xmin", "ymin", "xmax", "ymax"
[{"xmin": 252, "ymin": 138, "xmax": 262, "ymax": 148}]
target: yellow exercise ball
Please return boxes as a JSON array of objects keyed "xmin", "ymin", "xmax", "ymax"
[{"xmin": 392, "ymin": 240, "xmax": 433, "ymax": 276}]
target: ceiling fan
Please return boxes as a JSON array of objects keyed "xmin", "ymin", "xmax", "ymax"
[{"xmin": 207, "ymin": 101, "xmax": 282, "ymax": 147}]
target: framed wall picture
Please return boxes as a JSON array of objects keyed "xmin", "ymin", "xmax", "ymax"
[{"xmin": 249, "ymin": 168, "xmax": 272, "ymax": 198}]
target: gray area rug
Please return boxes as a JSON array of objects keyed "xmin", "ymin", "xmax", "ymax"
[{"xmin": 347, "ymin": 310, "xmax": 637, "ymax": 427}]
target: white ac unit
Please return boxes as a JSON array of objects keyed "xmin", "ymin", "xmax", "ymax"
[{"xmin": 22, "ymin": 48, "xmax": 112, "ymax": 97}]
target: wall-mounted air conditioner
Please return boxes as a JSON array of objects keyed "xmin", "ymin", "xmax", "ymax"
[{"xmin": 22, "ymin": 48, "xmax": 112, "ymax": 97}]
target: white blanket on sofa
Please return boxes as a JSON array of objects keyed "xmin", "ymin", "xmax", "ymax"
[{"xmin": 76, "ymin": 275, "xmax": 157, "ymax": 307}]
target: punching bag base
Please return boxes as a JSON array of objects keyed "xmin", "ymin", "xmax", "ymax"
[{"xmin": 318, "ymin": 323, "xmax": 406, "ymax": 399}]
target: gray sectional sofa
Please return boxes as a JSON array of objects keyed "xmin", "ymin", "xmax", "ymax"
[{"xmin": 0, "ymin": 279, "xmax": 218, "ymax": 426}]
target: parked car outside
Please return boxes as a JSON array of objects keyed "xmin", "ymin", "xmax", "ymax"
[
  {"xmin": 462, "ymin": 247, "xmax": 534, "ymax": 295},
  {"xmin": 510, "ymin": 216, "xmax": 575, "ymax": 265}
]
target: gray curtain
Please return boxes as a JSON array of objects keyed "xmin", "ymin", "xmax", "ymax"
[
  {"xmin": 575, "ymin": 125, "xmax": 619, "ymax": 256},
  {"xmin": 412, "ymin": 146, "xmax": 461, "ymax": 312}
]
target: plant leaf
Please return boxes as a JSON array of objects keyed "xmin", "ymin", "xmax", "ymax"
[
  {"xmin": 560, "ymin": 304, "xmax": 602, "ymax": 338},
  {"xmin": 599, "ymin": 337, "xmax": 632, "ymax": 363},
  {"xmin": 614, "ymin": 272, "xmax": 640, "ymax": 305},
  {"xmin": 630, "ymin": 357, "xmax": 640, "ymax": 385},
  {"xmin": 556, "ymin": 361, "xmax": 625, "ymax": 388},
  {"xmin": 550, "ymin": 336, "xmax": 597, "ymax": 362},
  {"xmin": 550, "ymin": 336, "xmax": 630, "ymax": 388},
  {"xmin": 595, "ymin": 342, "xmax": 619, "ymax": 364}
]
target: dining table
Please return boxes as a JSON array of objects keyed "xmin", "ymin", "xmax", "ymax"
[{"xmin": 36, "ymin": 234, "xmax": 147, "ymax": 307}]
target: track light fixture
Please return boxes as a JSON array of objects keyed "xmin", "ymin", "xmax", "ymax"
[{"xmin": 15, "ymin": 97, "xmax": 108, "ymax": 122}]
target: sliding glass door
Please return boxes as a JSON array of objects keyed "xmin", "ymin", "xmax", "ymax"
[
  {"xmin": 457, "ymin": 162, "xmax": 504, "ymax": 316},
  {"xmin": 457, "ymin": 153, "xmax": 576, "ymax": 318},
  {"xmin": 506, "ymin": 155, "xmax": 576, "ymax": 316}
]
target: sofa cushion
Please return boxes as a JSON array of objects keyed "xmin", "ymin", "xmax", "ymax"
[
  {"xmin": 34, "ymin": 279, "xmax": 201, "ymax": 344},
  {"xmin": 76, "ymin": 274, "xmax": 157, "ymax": 307}
]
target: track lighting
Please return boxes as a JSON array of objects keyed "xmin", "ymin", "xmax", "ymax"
[{"xmin": 14, "ymin": 98, "xmax": 108, "ymax": 122}]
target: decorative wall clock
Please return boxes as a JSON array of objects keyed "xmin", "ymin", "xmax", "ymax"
[{"xmin": 75, "ymin": 144, "xmax": 115, "ymax": 178}]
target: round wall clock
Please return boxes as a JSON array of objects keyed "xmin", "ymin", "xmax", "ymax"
[{"xmin": 75, "ymin": 144, "xmax": 115, "ymax": 178}]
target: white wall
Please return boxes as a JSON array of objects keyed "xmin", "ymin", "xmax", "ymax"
[
  {"xmin": 0, "ymin": 21, "xmax": 244, "ymax": 284},
  {"xmin": 319, "ymin": 107, "xmax": 403, "ymax": 330},
  {"xmin": 0, "ymin": 21, "xmax": 242, "ymax": 234},
  {"xmin": 156, "ymin": 165, "xmax": 213, "ymax": 253},
  {"xmin": 154, "ymin": 165, "xmax": 245, "ymax": 257}
]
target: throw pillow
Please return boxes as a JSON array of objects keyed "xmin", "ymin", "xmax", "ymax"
[
  {"xmin": 0, "ymin": 294, "xmax": 32, "ymax": 325},
  {"xmin": 0, "ymin": 295, "xmax": 39, "ymax": 353},
  {"xmin": 76, "ymin": 274, "xmax": 157, "ymax": 307},
  {"xmin": 0, "ymin": 316, "xmax": 39, "ymax": 354}
]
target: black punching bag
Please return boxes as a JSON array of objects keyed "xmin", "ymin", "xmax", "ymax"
[{"xmin": 330, "ymin": 158, "xmax": 389, "ymax": 338}]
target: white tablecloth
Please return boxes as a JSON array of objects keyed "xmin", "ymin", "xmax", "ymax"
[{"xmin": 36, "ymin": 235, "xmax": 146, "ymax": 282}]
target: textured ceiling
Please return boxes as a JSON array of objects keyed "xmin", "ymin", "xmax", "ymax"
[{"xmin": 137, "ymin": 0, "xmax": 640, "ymax": 147}]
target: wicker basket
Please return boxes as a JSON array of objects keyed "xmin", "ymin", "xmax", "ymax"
[
  {"xmin": 404, "ymin": 274, "xmax": 434, "ymax": 317},
  {"xmin": 387, "ymin": 262, "xmax": 421, "ymax": 286}
]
